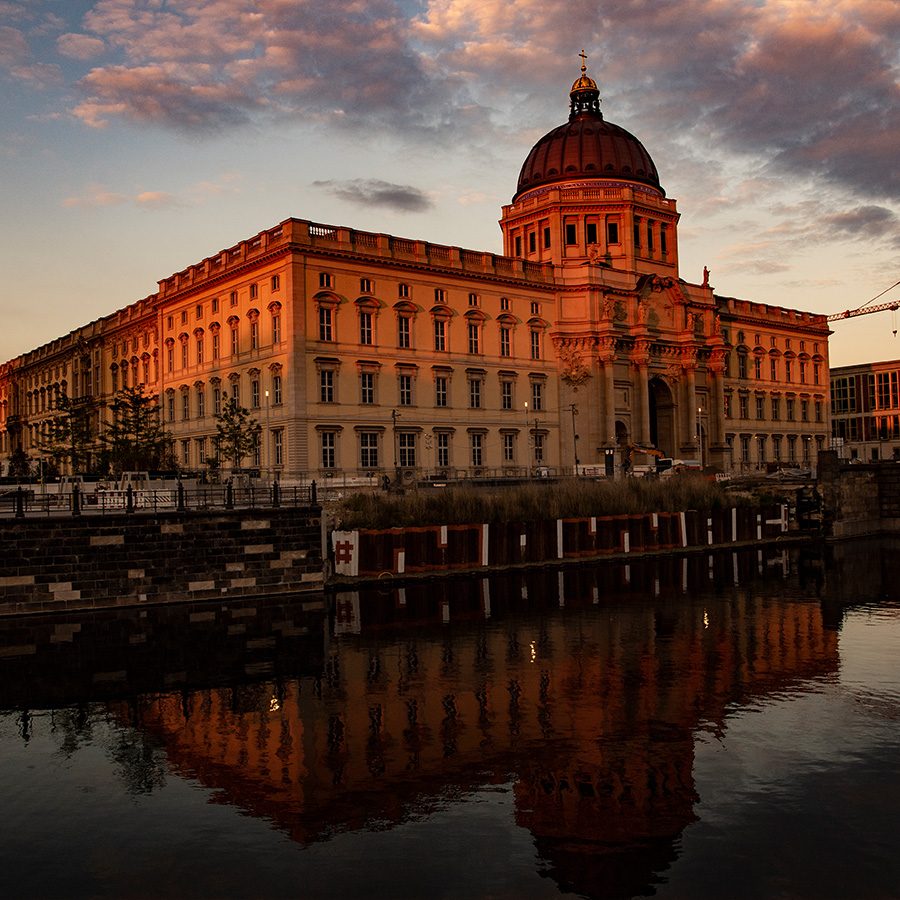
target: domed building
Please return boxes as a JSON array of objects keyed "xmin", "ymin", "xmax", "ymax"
[{"xmin": 0, "ymin": 58, "xmax": 830, "ymax": 478}]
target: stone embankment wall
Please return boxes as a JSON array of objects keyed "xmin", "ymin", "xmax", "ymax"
[
  {"xmin": 818, "ymin": 451, "xmax": 900, "ymax": 539},
  {"xmin": 0, "ymin": 508, "xmax": 323, "ymax": 616},
  {"xmin": 331, "ymin": 505, "xmax": 789, "ymax": 582}
]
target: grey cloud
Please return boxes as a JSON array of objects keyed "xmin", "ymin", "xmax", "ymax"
[{"xmin": 312, "ymin": 178, "xmax": 433, "ymax": 212}]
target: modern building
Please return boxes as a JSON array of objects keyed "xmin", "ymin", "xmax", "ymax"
[
  {"xmin": 830, "ymin": 359, "xmax": 900, "ymax": 461},
  {"xmin": 0, "ymin": 61, "xmax": 831, "ymax": 480}
]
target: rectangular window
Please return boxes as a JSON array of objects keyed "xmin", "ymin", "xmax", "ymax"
[
  {"xmin": 181, "ymin": 311, "xmax": 188, "ymax": 325},
  {"xmin": 273, "ymin": 374, "xmax": 282, "ymax": 405},
  {"xmin": 647, "ymin": 221, "xmax": 654, "ymax": 252},
  {"xmin": 770, "ymin": 358, "xmax": 777, "ymax": 381},
  {"xmin": 320, "ymin": 370, "xmax": 334, "ymax": 403},
  {"xmin": 503, "ymin": 433, "xmax": 515, "ymax": 462},
  {"xmin": 515, "ymin": 235, "xmax": 522, "ymax": 256},
  {"xmin": 167, "ymin": 347, "xmax": 174, "ymax": 373},
  {"xmin": 434, "ymin": 319, "xmax": 446, "ymax": 352},
  {"xmin": 467, "ymin": 322, "xmax": 480, "ymax": 354},
  {"xmin": 230, "ymin": 291, "xmax": 238, "ymax": 307},
  {"xmin": 213, "ymin": 387, "xmax": 222, "ymax": 416},
  {"xmin": 398, "ymin": 283, "xmax": 410, "ymax": 298},
  {"xmin": 801, "ymin": 400, "xmax": 809, "ymax": 421},
  {"xmin": 739, "ymin": 395, "xmax": 749, "ymax": 419},
  {"xmin": 273, "ymin": 429, "xmax": 283, "ymax": 466},
  {"xmin": 530, "ymin": 330, "xmax": 541, "ymax": 360},
  {"xmin": 196, "ymin": 388, "xmax": 205, "ymax": 418},
  {"xmin": 533, "ymin": 433, "xmax": 545, "ymax": 463},
  {"xmin": 398, "ymin": 316, "xmax": 410, "ymax": 349},
  {"xmin": 360, "ymin": 278, "xmax": 373, "ymax": 294},
  {"xmin": 633, "ymin": 218, "xmax": 641, "ymax": 248},
  {"xmin": 196, "ymin": 338, "xmax": 204, "ymax": 365},
  {"xmin": 399, "ymin": 373, "xmax": 413, "ymax": 406},
  {"xmin": 360, "ymin": 372, "xmax": 375, "ymax": 405},
  {"xmin": 773, "ymin": 435, "xmax": 782, "ymax": 461},
  {"xmin": 660, "ymin": 225, "xmax": 667, "ymax": 255},
  {"xmin": 319, "ymin": 272, "xmax": 333, "ymax": 288},
  {"xmin": 543, "ymin": 227, "xmax": 551, "ymax": 249},
  {"xmin": 436, "ymin": 432, "xmax": 449, "ymax": 468},
  {"xmin": 231, "ymin": 381, "xmax": 239, "ymax": 402},
  {"xmin": 814, "ymin": 364, "xmax": 820, "ymax": 385},
  {"xmin": 500, "ymin": 296, "xmax": 510, "ymax": 311},
  {"xmin": 785, "ymin": 360, "xmax": 793, "ymax": 381},
  {"xmin": 321, "ymin": 432, "xmax": 336, "ymax": 469},
  {"xmin": 195, "ymin": 304, "xmax": 203, "ymax": 320},
  {"xmin": 399, "ymin": 433, "xmax": 416, "ymax": 467},
  {"xmin": 212, "ymin": 298, "xmax": 219, "ymax": 313},
  {"xmin": 181, "ymin": 343, "xmax": 188, "ymax": 369},
  {"xmin": 250, "ymin": 321, "xmax": 259, "ymax": 350},
  {"xmin": 788, "ymin": 436, "xmax": 797, "ymax": 463},
  {"xmin": 499, "ymin": 327, "xmax": 511, "ymax": 357},
  {"xmin": 772, "ymin": 397, "xmax": 780, "ymax": 420},
  {"xmin": 528, "ymin": 232, "xmax": 536, "ymax": 253},
  {"xmin": 757, "ymin": 435, "xmax": 766, "ymax": 465},
  {"xmin": 754, "ymin": 357, "xmax": 762, "ymax": 379},
  {"xmin": 272, "ymin": 314, "xmax": 281, "ymax": 344},
  {"xmin": 167, "ymin": 396, "xmax": 175, "ymax": 422},
  {"xmin": 815, "ymin": 400, "xmax": 822, "ymax": 423},
  {"xmin": 468, "ymin": 292, "xmax": 480, "ymax": 307},
  {"xmin": 565, "ymin": 223, "xmax": 577, "ymax": 245},
  {"xmin": 271, "ymin": 274, "xmax": 280, "ymax": 292},
  {"xmin": 787, "ymin": 398, "xmax": 795, "ymax": 420},
  {"xmin": 586, "ymin": 222, "xmax": 598, "ymax": 245},
  {"xmin": 756, "ymin": 396, "xmax": 765, "ymax": 420},
  {"xmin": 251, "ymin": 379, "xmax": 260, "ymax": 409},
  {"xmin": 470, "ymin": 433, "xmax": 483, "ymax": 467},
  {"xmin": 435, "ymin": 376, "xmax": 448, "ymax": 408},
  {"xmin": 531, "ymin": 381, "xmax": 544, "ymax": 411},
  {"xmin": 738, "ymin": 355, "xmax": 747, "ymax": 379},
  {"xmin": 181, "ymin": 392, "xmax": 190, "ymax": 421},
  {"xmin": 800, "ymin": 361, "xmax": 807, "ymax": 384},
  {"xmin": 501, "ymin": 380, "xmax": 513, "ymax": 410},
  {"xmin": 469, "ymin": 378, "xmax": 482, "ymax": 409},
  {"xmin": 231, "ymin": 327, "xmax": 239, "ymax": 356},
  {"xmin": 607, "ymin": 221, "xmax": 619, "ymax": 244},
  {"xmin": 181, "ymin": 440, "xmax": 190, "ymax": 465},
  {"xmin": 434, "ymin": 288, "xmax": 447, "ymax": 303},
  {"xmin": 319, "ymin": 307, "xmax": 333, "ymax": 341},
  {"xmin": 360, "ymin": 432, "xmax": 378, "ymax": 469},
  {"xmin": 359, "ymin": 311, "xmax": 373, "ymax": 345}
]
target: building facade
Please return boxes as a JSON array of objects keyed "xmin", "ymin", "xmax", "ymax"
[
  {"xmin": 830, "ymin": 359, "xmax": 900, "ymax": 461},
  {"xmin": 0, "ymin": 63, "xmax": 831, "ymax": 480}
]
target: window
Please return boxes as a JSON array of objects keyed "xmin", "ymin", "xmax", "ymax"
[
  {"xmin": 771, "ymin": 397, "xmax": 780, "ymax": 420},
  {"xmin": 738, "ymin": 354, "xmax": 747, "ymax": 379},
  {"xmin": 785, "ymin": 360, "xmax": 793, "ymax": 381},
  {"xmin": 528, "ymin": 231, "xmax": 536, "ymax": 253},
  {"xmin": 501, "ymin": 380, "xmax": 513, "ymax": 410},
  {"xmin": 181, "ymin": 392, "xmax": 190, "ymax": 421},
  {"xmin": 435, "ymin": 376, "xmax": 448, "ymax": 407},
  {"xmin": 398, "ymin": 433, "xmax": 416, "ymax": 467},
  {"xmin": 756, "ymin": 396, "xmax": 765, "ymax": 420},
  {"xmin": 196, "ymin": 386, "xmax": 205, "ymax": 418},
  {"xmin": 754, "ymin": 357, "xmax": 762, "ymax": 379},
  {"xmin": 273, "ymin": 429, "xmax": 283, "ymax": 466},
  {"xmin": 360, "ymin": 372, "xmax": 375, "ymax": 404},
  {"xmin": 320, "ymin": 370, "xmax": 334, "ymax": 403},
  {"xmin": 530, "ymin": 301, "xmax": 540, "ymax": 316},
  {"xmin": 470, "ymin": 433, "xmax": 483, "ymax": 467},
  {"xmin": 565, "ymin": 223, "xmax": 577, "ymax": 245},
  {"xmin": 815, "ymin": 400, "xmax": 823, "ymax": 422},
  {"xmin": 741, "ymin": 435, "xmax": 750, "ymax": 464},
  {"xmin": 814, "ymin": 364, "xmax": 820, "ymax": 385},
  {"xmin": 787, "ymin": 398, "xmax": 795, "ymax": 420},
  {"xmin": 181, "ymin": 311, "xmax": 188, "ymax": 325},
  {"xmin": 231, "ymin": 380, "xmax": 239, "ymax": 402},
  {"xmin": 543, "ymin": 227, "xmax": 551, "ymax": 249},
  {"xmin": 503, "ymin": 433, "xmax": 515, "ymax": 462},
  {"xmin": 436, "ymin": 432, "xmax": 450, "ymax": 468},
  {"xmin": 468, "ymin": 293, "xmax": 480, "ymax": 307},
  {"xmin": 724, "ymin": 394, "xmax": 732, "ymax": 418},
  {"xmin": 607, "ymin": 221, "xmax": 619, "ymax": 244},
  {"xmin": 360, "ymin": 432, "xmax": 379, "ymax": 469},
  {"xmin": 397, "ymin": 315, "xmax": 411, "ymax": 349},
  {"xmin": 319, "ymin": 272, "xmax": 333, "ymax": 288},
  {"xmin": 250, "ymin": 321, "xmax": 259, "ymax": 350},
  {"xmin": 533, "ymin": 433, "xmax": 545, "ymax": 463},
  {"xmin": 531, "ymin": 381, "xmax": 544, "ymax": 411},
  {"xmin": 469, "ymin": 377, "xmax": 482, "ymax": 409},
  {"xmin": 212, "ymin": 298, "xmax": 219, "ymax": 313},
  {"xmin": 515, "ymin": 235, "xmax": 522, "ymax": 256},
  {"xmin": 398, "ymin": 283, "xmax": 410, "ymax": 298},
  {"xmin": 251, "ymin": 379, "xmax": 260, "ymax": 409},
  {"xmin": 321, "ymin": 432, "xmax": 336, "ymax": 469},
  {"xmin": 739, "ymin": 395, "xmax": 749, "ymax": 419},
  {"xmin": 271, "ymin": 313, "xmax": 281, "ymax": 344},
  {"xmin": 230, "ymin": 326, "xmax": 239, "ymax": 356},
  {"xmin": 181, "ymin": 440, "xmax": 190, "ymax": 465},
  {"xmin": 770, "ymin": 358, "xmax": 777, "ymax": 381},
  {"xmin": 167, "ymin": 346, "xmax": 174, "ymax": 373},
  {"xmin": 271, "ymin": 275, "xmax": 280, "ymax": 292},
  {"xmin": 757, "ymin": 435, "xmax": 766, "ymax": 465},
  {"xmin": 660, "ymin": 225, "xmax": 667, "ymax": 255},
  {"xmin": 586, "ymin": 222, "xmax": 598, "ymax": 245},
  {"xmin": 230, "ymin": 291, "xmax": 238, "ymax": 307},
  {"xmin": 212, "ymin": 332, "xmax": 220, "ymax": 360},
  {"xmin": 181, "ymin": 343, "xmax": 188, "ymax": 369},
  {"xmin": 359, "ymin": 311, "xmax": 373, "ymax": 345},
  {"xmin": 399, "ymin": 373, "xmax": 413, "ymax": 406},
  {"xmin": 249, "ymin": 283, "xmax": 258, "ymax": 300},
  {"xmin": 167, "ymin": 315, "xmax": 174, "ymax": 330},
  {"xmin": 196, "ymin": 337, "xmax": 204, "ymax": 365},
  {"xmin": 801, "ymin": 400, "xmax": 809, "ymax": 422},
  {"xmin": 167, "ymin": 395, "xmax": 175, "ymax": 422},
  {"xmin": 197, "ymin": 437, "xmax": 206, "ymax": 465},
  {"xmin": 434, "ymin": 288, "xmax": 446, "ymax": 303},
  {"xmin": 646, "ymin": 221, "xmax": 654, "ymax": 252},
  {"xmin": 530, "ymin": 330, "xmax": 541, "ymax": 360},
  {"xmin": 360, "ymin": 277, "xmax": 373, "ymax": 294},
  {"xmin": 499, "ymin": 327, "xmax": 511, "ymax": 357},
  {"xmin": 800, "ymin": 361, "xmax": 807, "ymax": 384},
  {"xmin": 773, "ymin": 435, "xmax": 782, "ymax": 461},
  {"xmin": 500, "ymin": 296, "xmax": 510, "ymax": 311},
  {"xmin": 319, "ymin": 307, "xmax": 333, "ymax": 341},
  {"xmin": 195, "ymin": 304, "xmax": 203, "ymax": 320},
  {"xmin": 434, "ymin": 319, "xmax": 446, "ymax": 352},
  {"xmin": 787, "ymin": 435, "xmax": 797, "ymax": 463},
  {"xmin": 213, "ymin": 386, "xmax": 222, "ymax": 416},
  {"xmin": 272, "ymin": 373, "xmax": 282, "ymax": 405},
  {"xmin": 467, "ymin": 321, "xmax": 480, "ymax": 354}
]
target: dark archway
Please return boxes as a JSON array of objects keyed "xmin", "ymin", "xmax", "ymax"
[{"xmin": 649, "ymin": 378, "xmax": 676, "ymax": 457}]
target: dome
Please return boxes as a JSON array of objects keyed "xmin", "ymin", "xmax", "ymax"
[{"xmin": 514, "ymin": 59, "xmax": 662, "ymax": 201}]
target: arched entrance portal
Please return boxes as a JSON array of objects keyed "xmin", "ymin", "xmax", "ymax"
[{"xmin": 649, "ymin": 377, "xmax": 676, "ymax": 457}]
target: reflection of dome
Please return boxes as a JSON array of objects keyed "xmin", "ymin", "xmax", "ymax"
[{"xmin": 514, "ymin": 57, "xmax": 662, "ymax": 201}]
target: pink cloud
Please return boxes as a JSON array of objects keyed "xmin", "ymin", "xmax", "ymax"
[{"xmin": 57, "ymin": 33, "xmax": 106, "ymax": 60}]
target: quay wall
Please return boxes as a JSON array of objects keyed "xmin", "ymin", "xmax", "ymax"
[
  {"xmin": 818, "ymin": 452, "xmax": 900, "ymax": 539},
  {"xmin": 0, "ymin": 508, "xmax": 324, "ymax": 617}
]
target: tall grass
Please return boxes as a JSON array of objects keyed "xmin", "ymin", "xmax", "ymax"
[{"xmin": 333, "ymin": 478, "xmax": 747, "ymax": 530}]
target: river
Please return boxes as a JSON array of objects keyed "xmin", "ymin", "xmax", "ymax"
[{"xmin": 0, "ymin": 542, "xmax": 898, "ymax": 899}]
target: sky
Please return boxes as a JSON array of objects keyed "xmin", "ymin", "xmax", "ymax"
[{"xmin": 1, "ymin": 0, "xmax": 898, "ymax": 368}]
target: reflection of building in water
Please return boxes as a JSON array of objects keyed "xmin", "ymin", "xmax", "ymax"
[{"xmin": 124, "ymin": 564, "xmax": 837, "ymax": 898}]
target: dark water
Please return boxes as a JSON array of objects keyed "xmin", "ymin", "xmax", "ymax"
[{"xmin": 1, "ymin": 544, "xmax": 899, "ymax": 900}]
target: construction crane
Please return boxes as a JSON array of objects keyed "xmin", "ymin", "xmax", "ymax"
[{"xmin": 826, "ymin": 279, "xmax": 900, "ymax": 334}]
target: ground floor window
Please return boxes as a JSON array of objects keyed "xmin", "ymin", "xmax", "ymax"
[
  {"xmin": 470, "ymin": 433, "xmax": 483, "ymax": 467},
  {"xmin": 360, "ymin": 432, "xmax": 379, "ymax": 469},
  {"xmin": 399, "ymin": 432, "xmax": 416, "ymax": 467}
]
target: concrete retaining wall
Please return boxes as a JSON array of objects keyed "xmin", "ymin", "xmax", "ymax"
[
  {"xmin": 818, "ymin": 451, "xmax": 900, "ymax": 538},
  {"xmin": 0, "ymin": 507, "xmax": 324, "ymax": 616}
]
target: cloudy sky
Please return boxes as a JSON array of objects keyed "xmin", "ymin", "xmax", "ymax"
[{"xmin": 1, "ymin": 0, "xmax": 898, "ymax": 367}]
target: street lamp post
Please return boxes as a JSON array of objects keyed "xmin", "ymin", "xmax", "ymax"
[
  {"xmin": 569, "ymin": 403, "xmax": 579, "ymax": 475},
  {"xmin": 391, "ymin": 409, "xmax": 399, "ymax": 476},
  {"xmin": 524, "ymin": 401, "xmax": 530, "ymax": 475},
  {"xmin": 697, "ymin": 405, "xmax": 704, "ymax": 469},
  {"xmin": 264, "ymin": 389, "xmax": 270, "ymax": 480}
]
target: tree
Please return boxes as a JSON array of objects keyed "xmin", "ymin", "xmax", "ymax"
[
  {"xmin": 214, "ymin": 397, "xmax": 261, "ymax": 470},
  {"xmin": 100, "ymin": 385, "xmax": 173, "ymax": 474},
  {"xmin": 7, "ymin": 447, "xmax": 32, "ymax": 480},
  {"xmin": 38, "ymin": 392, "xmax": 94, "ymax": 475}
]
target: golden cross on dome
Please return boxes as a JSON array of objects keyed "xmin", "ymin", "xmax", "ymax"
[{"xmin": 579, "ymin": 49, "xmax": 588, "ymax": 74}]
